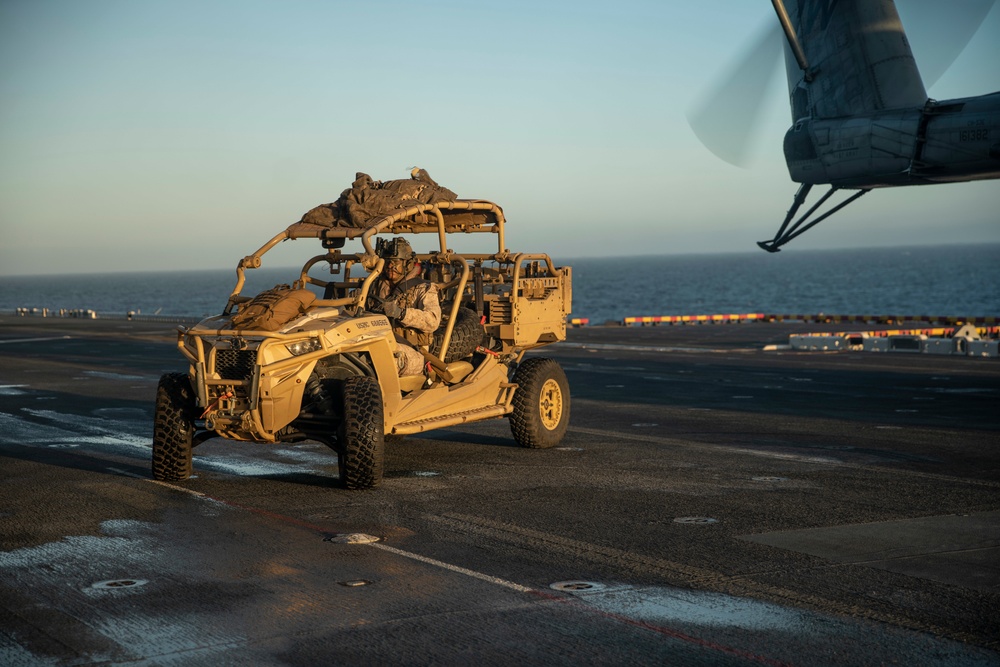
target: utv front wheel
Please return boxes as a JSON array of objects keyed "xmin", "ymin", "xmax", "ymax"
[
  {"xmin": 337, "ymin": 376, "xmax": 385, "ymax": 490},
  {"xmin": 510, "ymin": 358, "xmax": 570, "ymax": 448},
  {"xmin": 152, "ymin": 373, "xmax": 196, "ymax": 481}
]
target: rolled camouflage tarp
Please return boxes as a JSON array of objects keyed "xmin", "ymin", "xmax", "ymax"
[{"xmin": 300, "ymin": 170, "xmax": 458, "ymax": 229}]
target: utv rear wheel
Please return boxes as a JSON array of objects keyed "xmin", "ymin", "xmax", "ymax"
[
  {"xmin": 152, "ymin": 373, "xmax": 196, "ymax": 481},
  {"xmin": 337, "ymin": 376, "xmax": 385, "ymax": 490},
  {"xmin": 510, "ymin": 358, "xmax": 570, "ymax": 448}
]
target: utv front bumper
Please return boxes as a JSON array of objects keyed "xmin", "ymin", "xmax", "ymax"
[{"xmin": 176, "ymin": 313, "xmax": 396, "ymax": 443}]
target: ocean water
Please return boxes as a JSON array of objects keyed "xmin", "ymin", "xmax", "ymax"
[
  {"xmin": 567, "ymin": 243, "xmax": 1000, "ymax": 323},
  {"xmin": 1, "ymin": 244, "xmax": 997, "ymax": 324}
]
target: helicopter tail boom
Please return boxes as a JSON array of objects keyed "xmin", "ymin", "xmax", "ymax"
[{"xmin": 783, "ymin": 92, "xmax": 1000, "ymax": 188}]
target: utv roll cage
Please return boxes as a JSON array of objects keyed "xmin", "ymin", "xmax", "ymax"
[{"xmin": 222, "ymin": 199, "xmax": 567, "ymax": 362}]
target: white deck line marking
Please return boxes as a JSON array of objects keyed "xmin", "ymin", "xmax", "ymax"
[
  {"xmin": 570, "ymin": 426, "xmax": 840, "ymax": 464},
  {"xmin": 0, "ymin": 335, "xmax": 73, "ymax": 344},
  {"xmin": 560, "ymin": 341, "xmax": 755, "ymax": 354},
  {"xmin": 107, "ymin": 466, "xmax": 145, "ymax": 479},
  {"xmin": 569, "ymin": 425, "xmax": 1000, "ymax": 488},
  {"xmin": 107, "ymin": 467, "xmax": 209, "ymax": 497},
  {"xmin": 117, "ymin": 466, "xmax": 531, "ymax": 592},
  {"xmin": 368, "ymin": 542, "xmax": 535, "ymax": 593},
  {"xmin": 146, "ymin": 480, "xmax": 208, "ymax": 497}
]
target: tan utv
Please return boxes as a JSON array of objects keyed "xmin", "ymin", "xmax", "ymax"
[{"xmin": 152, "ymin": 170, "xmax": 572, "ymax": 489}]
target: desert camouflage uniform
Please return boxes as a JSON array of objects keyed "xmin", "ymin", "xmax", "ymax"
[{"xmin": 373, "ymin": 264, "xmax": 441, "ymax": 376}]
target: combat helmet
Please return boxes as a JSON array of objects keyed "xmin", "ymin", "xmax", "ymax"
[{"xmin": 376, "ymin": 237, "xmax": 417, "ymax": 275}]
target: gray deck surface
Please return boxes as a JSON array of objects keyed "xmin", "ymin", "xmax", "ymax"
[{"xmin": 1, "ymin": 316, "xmax": 998, "ymax": 666}]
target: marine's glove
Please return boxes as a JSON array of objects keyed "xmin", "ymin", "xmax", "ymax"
[{"xmin": 382, "ymin": 301, "xmax": 403, "ymax": 319}]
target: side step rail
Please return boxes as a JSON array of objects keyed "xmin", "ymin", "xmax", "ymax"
[{"xmin": 393, "ymin": 404, "xmax": 512, "ymax": 436}]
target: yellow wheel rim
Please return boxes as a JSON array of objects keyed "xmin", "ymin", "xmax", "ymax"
[{"xmin": 538, "ymin": 378, "xmax": 564, "ymax": 430}]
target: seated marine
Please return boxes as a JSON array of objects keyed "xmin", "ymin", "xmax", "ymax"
[{"xmin": 369, "ymin": 237, "xmax": 441, "ymax": 376}]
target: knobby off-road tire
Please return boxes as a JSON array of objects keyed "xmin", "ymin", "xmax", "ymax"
[
  {"xmin": 510, "ymin": 357, "xmax": 570, "ymax": 448},
  {"xmin": 431, "ymin": 306, "xmax": 483, "ymax": 362},
  {"xmin": 152, "ymin": 373, "xmax": 196, "ymax": 481},
  {"xmin": 337, "ymin": 376, "xmax": 385, "ymax": 490}
]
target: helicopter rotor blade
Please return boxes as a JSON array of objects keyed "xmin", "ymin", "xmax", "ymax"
[
  {"xmin": 897, "ymin": 0, "xmax": 996, "ymax": 89},
  {"xmin": 686, "ymin": 21, "xmax": 782, "ymax": 168},
  {"xmin": 689, "ymin": 1, "xmax": 996, "ymax": 166}
]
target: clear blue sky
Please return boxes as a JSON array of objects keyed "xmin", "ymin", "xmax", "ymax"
[{"xmin": 1, "ymin": 0, "xmax": 998, "ymax": 275}]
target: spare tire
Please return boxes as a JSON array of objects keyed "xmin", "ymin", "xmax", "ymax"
[{"xmin": 431, "ymin": 305, "xmax": 483, "ymax": 362}]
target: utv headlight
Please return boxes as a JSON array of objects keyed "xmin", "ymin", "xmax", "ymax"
[{"xmin": 285, "ymin": 338, "xmax": 323, "ymax": 356}]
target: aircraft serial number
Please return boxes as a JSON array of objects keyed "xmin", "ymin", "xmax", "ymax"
[{"xmin": 960, "ymin": 129, "xmax": 989, "ymax": 142}]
